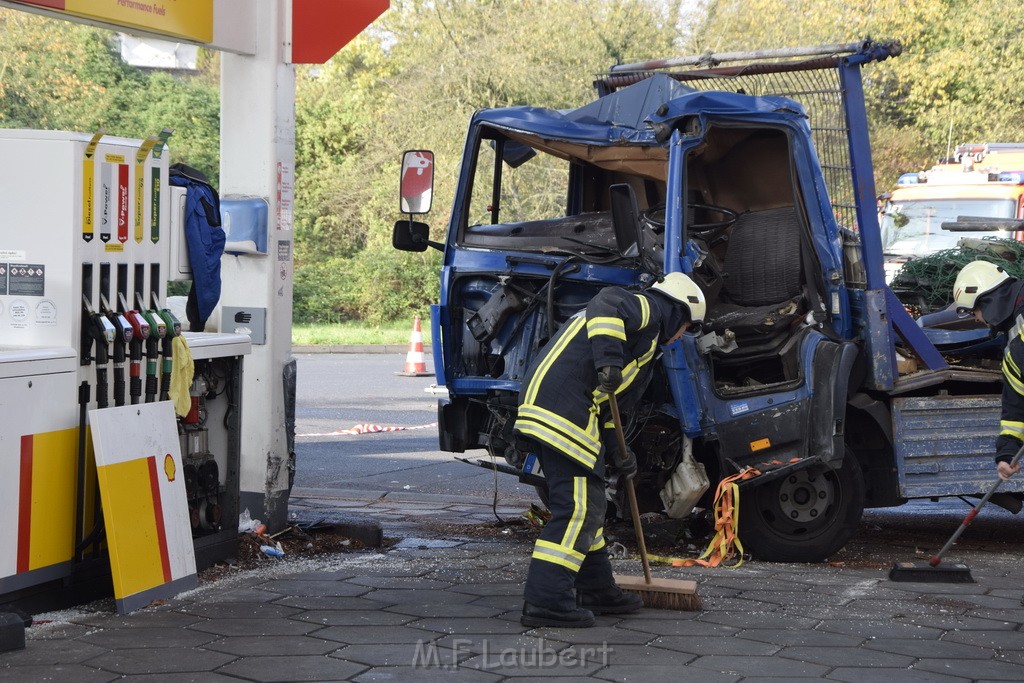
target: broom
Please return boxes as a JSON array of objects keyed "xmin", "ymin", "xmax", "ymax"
[
  {"xmin": 607, "ymin": 392, "xmax": 701, "ymax": 610},
  {"xmin": 889, "ymin": 442, "xmax": 1024, "ymax": 583}
]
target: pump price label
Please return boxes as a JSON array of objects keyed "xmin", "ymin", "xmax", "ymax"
[
  {"xmin": 150, "ymin": 130, "xmax": 172, "ymax": 244},
  {"xmin": 82, "ymin": 131, "xmax": 104, "ymax": 242},
  {"xmin": 150, "ymin": 171, "xmax": 161, "ymax": 244},
  {"xmin": 100, "ymin": 163, "xmax": 114, "ymax": 243},
  {"xmin": 117, "ymin": 164, "xmax": 129, "ymax": 244},
  {"xmin": 135, "ymin": 137, "xmax": 158, "ymax": 244}
]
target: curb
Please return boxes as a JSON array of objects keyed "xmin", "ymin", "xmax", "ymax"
[
  {"xmin": 292, "ymin": 344, "xmax": 433, "ymax": 355},
  {"xmin": 289, "ymin": 486, "xmax": 524, "ymax": 508},
  {"xmin": 0, "ymin": 612, "xmax": 26, "ymax": 652}
]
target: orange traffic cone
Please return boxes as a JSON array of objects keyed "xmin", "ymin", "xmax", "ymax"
[{"xmin": 396, "ymin": 315, "xmax": 433, "ymax": 377}]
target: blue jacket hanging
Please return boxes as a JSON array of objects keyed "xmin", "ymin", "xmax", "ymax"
[{"xmin": 169, "ymin": 163, "xmax": 224, "ymax": 331}]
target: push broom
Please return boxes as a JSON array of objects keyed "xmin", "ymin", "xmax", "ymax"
[
  {"xmin": 607, "ymin": 392, "xmax": 701, "ymax": 610},
  {"xmin": 889, "ymin": 443, "xmax": 1024, "ymax": 583}
]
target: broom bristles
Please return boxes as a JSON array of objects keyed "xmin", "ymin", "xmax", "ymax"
[
  {"xmin": 614, "ymin": 573, "xmax": 702, "ymax": 612},
  {"xmin": 626, "ymin": 587, "xmax": 703, "ymax": 611}
]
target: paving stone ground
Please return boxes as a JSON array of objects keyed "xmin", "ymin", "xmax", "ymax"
[{"xmin": 2, "ymin": 488, "xmax": 1023, "ymax": 682}]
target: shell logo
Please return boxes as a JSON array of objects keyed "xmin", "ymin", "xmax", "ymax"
[{"xmin": 164, "ymin": 453, "xmax": 176, "ymax": 482}]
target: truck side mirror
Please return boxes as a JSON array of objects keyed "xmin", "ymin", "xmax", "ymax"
[
  {"xmin": 609, "ymin": 183, "xmax": 641, "ymax": 258},
  {"xmin": 393, "ymin": 219, "xmax": 443, "ymax": 252},
  {"xmin": 393, "ymin": 220, "xmax": 430, "ymax": 252},
  {"xmin": 400, "ymin": 150, "xmax": 434, "ymax": 214}
]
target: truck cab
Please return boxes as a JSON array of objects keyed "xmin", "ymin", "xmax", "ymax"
[{"xmin": 396, "ymin": 40, "xmax": 1018, "ymax": 563}]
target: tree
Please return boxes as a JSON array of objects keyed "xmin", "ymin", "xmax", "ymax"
[
  {"xmin": 0, "ymin": 8, "xmax": 220, "ymax": 180},
  {"xmin": 692, "ymin": 0, "xmax": 1024, "ymax": 188},
  {"xmin": 292, "ymin": 0, "xmax": 685, "ymax": 322}
]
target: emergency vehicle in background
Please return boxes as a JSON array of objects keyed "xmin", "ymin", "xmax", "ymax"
[{"xmin": 880, "ymin": 142, "xmax": 1024, "ymax": 282}]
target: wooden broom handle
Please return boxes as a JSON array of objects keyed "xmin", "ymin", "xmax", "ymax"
[{"xmin": 608, "ymin": 391, "xmax": 653, "ymax": 584}]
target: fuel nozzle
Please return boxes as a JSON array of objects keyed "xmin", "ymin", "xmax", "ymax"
[
  {"xmin": 155, "ymin": 296, "xmax": 179, "ymax": 402},
  {"xmin": 102, "ymin": 294, "xmax": 132, "ymax": 407},
  {"xmin": 121, "ymin": 293, "xmax": 150, "ymax": 406},
  {"xmin": 83, "ymin": 295, "xmax": 115, "ymax": 360},
  {"xmin": 138, "ymin": 294, "xmax": 166, "ymax": 403},
  {"xmin": 83, "ymin": 295, "xmax": 115, "ymax": 408}
]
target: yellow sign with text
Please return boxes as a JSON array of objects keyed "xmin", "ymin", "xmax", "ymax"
[{"xmin": 12, "ymin": 1, "xmax": 213, "ymax": 42}]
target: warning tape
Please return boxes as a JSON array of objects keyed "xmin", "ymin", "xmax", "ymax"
[{"xmin": 299, "ymin": 422, "xmax": 438, "ymax": 437}]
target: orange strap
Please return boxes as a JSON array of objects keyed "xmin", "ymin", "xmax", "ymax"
[{"xmin": 650, "ymin": 466, "xmax": 761, "ymax": 569}]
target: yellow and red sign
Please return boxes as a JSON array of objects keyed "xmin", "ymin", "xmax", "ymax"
[
  {"xmin": 11, "ymin": 0, "xmax": 213, "ymax": 42},
  {"xmin": 90, "ymin": 402, "xmax": 196, "ymax": 614},
  {"xmin": 15, "ymin": 428, "xmax": 82, "ymax": 574}
]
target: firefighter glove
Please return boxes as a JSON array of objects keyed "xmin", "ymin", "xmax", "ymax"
[
  {"xmin": 617, "ymin": 447, "xmax": 638, "ymax": 480},
  {"xmin": 597, "ymin": 366, "xmax": 622, "ymax": 392}
]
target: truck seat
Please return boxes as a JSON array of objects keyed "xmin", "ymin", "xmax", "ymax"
[{"xmin": 704, "ymin": 206, "xmax": 806, "ymax": 351}]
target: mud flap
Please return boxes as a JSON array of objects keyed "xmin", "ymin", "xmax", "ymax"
[{"xmin": 809, "ymin": 339, "xmax": 859, "ymax": 467}]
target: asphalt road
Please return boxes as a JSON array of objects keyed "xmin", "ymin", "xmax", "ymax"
[
  {"xmin": 292, "ymin": 352, "xmax": 1023, "ymax": 564},
  {"xmin": 293, "ymin": 353, "xmax": 533, "ymax": 502}
]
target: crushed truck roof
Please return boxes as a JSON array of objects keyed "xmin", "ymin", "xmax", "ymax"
[{"xmin": 470, "ymin": 73, "xmax": 808, "ymax": 148}]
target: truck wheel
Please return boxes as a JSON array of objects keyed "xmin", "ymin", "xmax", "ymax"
[{"xmin": 739, "ymin": 449, "xmax": 864, "ymax": 563}]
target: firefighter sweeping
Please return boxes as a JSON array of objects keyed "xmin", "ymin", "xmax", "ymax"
[{"xmin": 513, "ymin": 272, "xmax": 706, "ymax": 627}]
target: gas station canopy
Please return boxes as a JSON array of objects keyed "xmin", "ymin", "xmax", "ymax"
[{"xmin": 2, "ymin": 0, "xmax": 389, "ymax": 62}]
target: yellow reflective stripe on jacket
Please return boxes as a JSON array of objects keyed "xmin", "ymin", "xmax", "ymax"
[
  {"xmin": 589, "ymin": 527, "xmax": 605, "ymax": 552},
  {"xmin": 1003, "ymin": 358, "xmax": 1024, "ymax": 397},
  {"xmin": 637, "ymin": 337, "xmax": 658, "ymax": 365},
  {"xmin": 595, "ymin": 338, "xmax": 659, "ymax": 405},
  {"xmin": 533, "ymin": 539, "xmax": 585, "ymax": 571},
  {"xmin": 587, "ymin": 316, "xmax": 626, "ymax": 341},
  {"xmin": 524, "ymin": 316, "xmax": 586, "ymax": 405},
  {"xmin": 1009, "ymin": 314, "xmax": 1024, "ymax": 342},
  {"xmin": 1001, "ymin": 420, "xmax": 1024, "ymax": 438},
  {"xmin": 518, "ymin": 403, "xmax": 600, "ymax": 448},
  {"xmin": 514, "ymin": 421, "xmax": 598, "ymax": 470},
  {"xmin": 635, "ymin": 294, "xmax": 649, "ymax": 329},
  {"xmin": 561, "ymin": 477, "xmax": 587, "ymax": 549},
  {"xmin": 1006, "ymin": 349, "xmax": 1022, "ymax": 377}
]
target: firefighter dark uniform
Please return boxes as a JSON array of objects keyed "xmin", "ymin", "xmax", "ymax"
[
  {"xmin": 514, "ymin": 281, "xmax": 697, "ymax": 627},
  {"xmin": 954, "ymin": 261, "xmax": 1024, "ymax": 471},
  {"xmin": 974, "ymin": 278, "xmax": 1024, "ymax": 465},
  {"xmin": 999, "ymin": 323, "xmax": 1024, "ymax": 464}
]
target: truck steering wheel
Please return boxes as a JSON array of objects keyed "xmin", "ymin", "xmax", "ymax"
[
  {"xmin": 687, "ymin": 203, "xmax": 738, "ymax": 238},
  {"xmin": 640, "ymin": 203, "xmax": 738, "ymax": 239}
]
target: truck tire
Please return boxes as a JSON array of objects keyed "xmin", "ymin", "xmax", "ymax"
[{"xmin": 739, "ymin": 448, "xmax": 864, "ymax": 563}]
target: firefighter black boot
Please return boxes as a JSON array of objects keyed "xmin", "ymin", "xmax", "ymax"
[
  {"xmin": 577, "ymin": 585, "xmax": 644, "ymax": 615},
  {"xmin": 521, "ymin": 601, "xmax": 596, "ymax": 628}
]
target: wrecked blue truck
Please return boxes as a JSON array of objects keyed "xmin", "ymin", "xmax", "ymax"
[{"xmin": 393, "ymin": 40, "xmax": 1020, "ymax": 562}]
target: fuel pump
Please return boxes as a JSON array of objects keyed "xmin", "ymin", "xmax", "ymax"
[
  {"xmin": 121, "ymin": 293, "xmax": 150, "ymax": 406},
  {"xmin": 137, "ymin": 295, "xmax": 166, "ymax": 403},
  {"xmin": 102, "ymin": 295, "xmax": 133, "ymax": 408},
  {"xmin": 156, "ymin": 299, "xmax": 180, "ymax": 402},
  {"xmin": 0, "ymin": 128, "xmax": 250, "ymax": 605}
]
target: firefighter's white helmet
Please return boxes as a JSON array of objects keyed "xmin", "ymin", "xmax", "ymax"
[
  {"xmin": 650, "ymin": 272, "xmax": 706, "ymax": 323},
  {"xmin": 953, "ymin": 261, "xmax": 1011, "ymax": 310}
]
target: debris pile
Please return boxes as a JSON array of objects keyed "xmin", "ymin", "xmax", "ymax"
[{"xmin": 221, "ymin": 511, "xmax": 366, "ymax": 574}]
